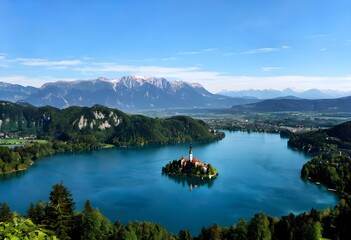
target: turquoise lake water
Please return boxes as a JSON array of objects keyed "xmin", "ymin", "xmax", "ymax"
[{"xmin": 0, "ymin": 131, "xmax": 338, "ymax": 234}]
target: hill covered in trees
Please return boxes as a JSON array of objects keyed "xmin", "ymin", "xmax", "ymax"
[
  {"xmin": 0, "ymin": 101, "xmax": 223, "ymax": 145},
  {"xmin": 288, "ymin": 121, "xmax": 351, "ymax": 199},
  {"xmin": 229, "ymin": 96, "xmax": 351, "ymax": 113},
  {"xmin": 288, "ymin": 121, "xmax": 351, "ymax": 154}
]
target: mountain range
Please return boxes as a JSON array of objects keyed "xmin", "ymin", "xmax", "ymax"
[
  {"xmin": 229, "ymin": 96, "xmax": 351, "ymax": 113},
  {"xmin": 0, "ymin": 82, "xmax": 38, "ymax": 102},
  {"xmin": 0, "ymin": 76, "xmax": 257, "ymax": 110},
  {"xmin": 219, "ymin": 88, "xmax": 351, "ymax": 99},
  {"xmin": 1, "ymin": 76, "xmax": 350, "ymax": 112}
]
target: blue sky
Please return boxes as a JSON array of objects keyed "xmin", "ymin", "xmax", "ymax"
[{"xmin": 0, "ymin": 0, "xmax": 350, "ymax": 93}]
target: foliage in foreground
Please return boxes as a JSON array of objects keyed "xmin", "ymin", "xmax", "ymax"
[{"xmin": 1, "ymin": 183, "xmax": 351, "ymax": 240}]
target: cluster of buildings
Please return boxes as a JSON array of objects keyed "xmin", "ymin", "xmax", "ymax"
[{"xmin": 180, "ymin": 144, "xmax": 208, "ymax": 173}]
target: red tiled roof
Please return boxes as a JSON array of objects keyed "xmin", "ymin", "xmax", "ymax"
[{"xmin": 192, "ymin": 158, "xmax": 200, "ymax": 162}]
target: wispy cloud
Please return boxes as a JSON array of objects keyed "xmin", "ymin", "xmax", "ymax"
[
  {"xmin": 222, "ymin": 52, "xmax": 237, "ymax": 56},
  {"xmin": 15, "ymin": 58, "xmax": 82, "ymax": 67},
  {"xmin": 0, "ymin": 75, "xmax": 76, "ymax": 87},
  {"xmin": 261, "ymin": 67, "xmax": 283, "ymax": 72},
  {"xmin": 177, "ymin": 48, "xmax": 218, "ymax": 55},
  {"xmin": 162, "ymin": 57, "xmax": 177, "ymax": 61},
  {"xmin": 76, "ymin": 64, "xmax": 200, "ymax": 75},
  {"xmin": 242, "ymin": 47, "xmax": 279, "ymax": 54},
  {"xmin": 320, "ymin": 48, "xmax": 327, "ymax": 52},
  {"xmin": 224, "ymin": 45, "xmax": 290, "ymax": 56},
  {"xmin": 202, "ymin": 48, "xmax": 218, "ymax": 52},
  {"xmin": 0, "ymin": 54, "xmax": 10, "ymax": 68},
  {"xmin": 176, "ymin": 51, "xmax": 201, "ymax": 55}
]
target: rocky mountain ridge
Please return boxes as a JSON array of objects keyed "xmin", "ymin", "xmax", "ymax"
[{"xmin": 0, "ymin": 76, "xmax": 257, "ymax": 110}]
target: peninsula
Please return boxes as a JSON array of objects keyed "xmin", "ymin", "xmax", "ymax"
[{"xmin": 162, "ymin": 144, "xmax": 218, "ymax": 179}]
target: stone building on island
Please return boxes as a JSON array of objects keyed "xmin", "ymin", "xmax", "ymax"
[{"xmin": 180, "ymin": 144, "xmax": 208, "ymax": 173}]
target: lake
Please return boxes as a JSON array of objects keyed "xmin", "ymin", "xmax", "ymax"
[{"xmin": 0, "ymin": 131, "xmax": 338, "ymax": 234}]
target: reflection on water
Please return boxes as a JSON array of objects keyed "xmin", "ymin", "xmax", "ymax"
[{"xmin": 162, "ymin": 173, "xmax": 216, "ymax": 190}]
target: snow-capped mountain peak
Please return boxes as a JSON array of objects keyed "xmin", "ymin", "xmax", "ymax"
[{"xmin": 0, "ymin": 75, "xmax": 250, "ymax": 110}]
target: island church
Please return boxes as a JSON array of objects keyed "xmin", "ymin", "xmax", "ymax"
[{"xmin": 180, "ymin": 144, "xmax": 208, "ymax": 173}]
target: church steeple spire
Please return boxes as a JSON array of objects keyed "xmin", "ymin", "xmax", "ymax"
[{"xmin": 189, "ymin": 144, "xmax": 193, "ymax": 161}]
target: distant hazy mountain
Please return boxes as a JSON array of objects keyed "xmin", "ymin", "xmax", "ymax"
[
  {"xmin": 219, "ymin": 88, "xmax": 351, "ymax": 99},
  {"xmin": 1, "ymin": 76, "xmax": 258, "ymax": 110},
  {"xmin": 230, "ymin": 96, "xmax": 351, "ymax": 113},
  {"xmin": 0, "ymin": 82, "xmax": 38, "ymax": 102}
]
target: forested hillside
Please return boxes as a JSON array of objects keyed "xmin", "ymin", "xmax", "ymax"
[
  {"xmin": 0, "ymin": 101, "xmax": 223, "ymax": 145},
  {"xmin": 288, "ymin": 121, "xmax": 351, "ymax": 199},
  {"xmin": 230, "ymin": 96, "xmax": 351, "ymax": 113}
]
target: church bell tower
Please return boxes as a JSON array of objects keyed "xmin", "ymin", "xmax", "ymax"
[{"xmin": 189, "ymin": 144, "xmax": 193, "ymax": 161}]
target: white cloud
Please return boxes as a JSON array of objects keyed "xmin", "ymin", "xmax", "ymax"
[
  {"xmin": 176, "ymin": 51, "xmax": 201, "ymax": 55},
  {"xmin": 223, "ymin": 46, "xmax": 290, "ymax": 56},
  {"xmin": 202, "ymin": 48, "xmax": 218, "ymax": 52},
  {"xmin": 15, "ymin": 58, "xmax": 82, "ymax": 67},
  {"xmin": 242, "ymin": 47, "xmax": 279, "ymax": 54},
  {"xmin": 176, "ymin": 48, "xmax": 218, "ymax": 55},
  {"xmin": 76, "ymin": 64, "xmax": 200, "ymax": 75},
  {"xmin": 0, "ymin": 75, "xmax": 76, "ymax": 87},
  {"xmin": 261, "ymin": 67, "xmax": 283, "ymax": 72},
  {"xmin": 0, "ymin": 54, "xmax": 9, "ymax": 68},
  {"xmin": 320, "ymin": 48, "xmax": 327, "ymax": 51},
  {"xmin": 162, "ymin": 57, "xmax": 177, "ymax": 61}
]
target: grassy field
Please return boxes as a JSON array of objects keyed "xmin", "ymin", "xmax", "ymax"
[
  {"xmin": 0, "ymin": 138, "xmax": 47, "ymax": 146},
  {"xmin": 101, "ymin": 144, "xmax": 115, "ymax": 149}
]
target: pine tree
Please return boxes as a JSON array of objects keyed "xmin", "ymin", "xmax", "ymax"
[
  {"xmin": 248, "ymin": 212, "xmax": 272, "ymax": 240},
  {"xmin": 0, "ymin": 202, "xmax": 12, "ymax": 222},
  {"xmin": 45, "ymin": 182, "xmax": 75, "ymax": 239},
  {"xmin": 27, "ymin": 201, "xmax": 46, "ymax": 224},
  {"xmin": 81, "ymin": 200, "xmax": 114, "ymax": 240}
]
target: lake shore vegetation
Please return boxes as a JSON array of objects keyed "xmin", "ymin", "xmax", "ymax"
[{"xmin": 288, "ymin": 121, "xmax": 351, "ymax": 201}]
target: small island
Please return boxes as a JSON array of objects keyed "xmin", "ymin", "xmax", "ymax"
[{"xmin": 162, "ymin": 144, "xmax": 218, "ymax": 179}]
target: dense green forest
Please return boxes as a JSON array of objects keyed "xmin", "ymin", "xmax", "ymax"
[
  {"xmin": 0, "ymin": 101, "xmax": 223, "ymax": 174},
  {"xmin": 0, "ymin": 101, "xmax": 223, "ymax": 145},
  {"xmin": 1, "ymin": 183, "xmax": 351, "ymax": 240},
  {"xmin": 288, "ymin": 121, "xmax": 351, "ymax": 200}
]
